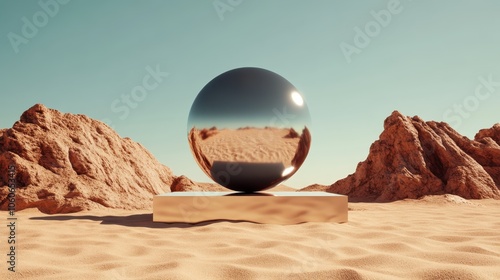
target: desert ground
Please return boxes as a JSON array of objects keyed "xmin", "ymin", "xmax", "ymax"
[
  {"xmin": 2, "ymin": 195, "xmax": 500, "ymax": 280},
  {"xmin": 2, "ymin": 106, "xmax": 500, "ymax": 279},
  {"xmin": 189, "ymin": 127, "xmax": 302, "ymax": 165}
]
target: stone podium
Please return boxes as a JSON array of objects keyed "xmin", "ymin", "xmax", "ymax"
[{"xmin": 153, "ymin": 192, "xmax": 347, "ymax": 225}]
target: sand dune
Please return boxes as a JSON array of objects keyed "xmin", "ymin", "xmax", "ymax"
[{"xmin": 3, "ymin": 196, "xmax": 500, "ymax": 280}]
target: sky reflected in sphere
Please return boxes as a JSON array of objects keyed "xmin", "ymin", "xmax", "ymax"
[{"xmin": 188, "ymin": 67, "xmax": 311, "ymax": 192}]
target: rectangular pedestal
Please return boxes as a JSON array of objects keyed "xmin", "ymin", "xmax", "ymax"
[{"xmin": 153, "ymin": 192, "xmax": 348, "ymax": 225}]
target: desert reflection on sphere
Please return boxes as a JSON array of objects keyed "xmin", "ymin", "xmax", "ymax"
[{"xmin": 188, "ymin": 67, "xmax": 311, "ymax": 192}]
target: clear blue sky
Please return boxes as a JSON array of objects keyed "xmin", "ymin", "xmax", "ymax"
[{"xmin": 1, "ymin": 0, "xmax": 499, "ymax": 188}]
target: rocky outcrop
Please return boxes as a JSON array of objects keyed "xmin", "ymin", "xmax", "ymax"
[
  {"xmin": 291, "ymin": 127, "xmax": 311, "ymax": 168},
  {"xmin": 302, "ymin": 111, "xmax": 500, "ymax": 201},
  {"xmin": 0, "ymin": 104, "xmax": 175, "ymax": 213},
  {"xmin": 199, "ymin": 127, "xmax": 218, "ymax": 140},
  {"xmin": 284, "ymin": 128, "xmax": 299, "ymax": 138},
  {"xmin": 171, "ymin": 175, "xmax": 228, "ymax": 192},
  {"xmin": 476, "ymin": 124, "xmax": 500, "ymax": 145}
]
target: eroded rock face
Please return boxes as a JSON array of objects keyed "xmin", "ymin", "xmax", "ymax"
[
  {"xmin": 476, "ymin": 124, "xmax": 500, "ymax": 145},
  {"xmin": 0, "ymin": 104, "xmax": 175, "ymax": 213},
  {"xmin": 170, "ymin": 175, "xmax": 228, "ymax": 192},
  {"xmin": 302, "ymin": 111, "xmax": 500, "ymax": 201}
]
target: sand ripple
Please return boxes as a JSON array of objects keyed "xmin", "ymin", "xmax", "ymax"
[{"xmin": 3, "ymin": 197, "xmax": 500, "ymax": 280}]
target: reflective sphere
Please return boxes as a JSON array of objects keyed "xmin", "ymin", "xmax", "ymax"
[{"xmin": 187, "ymin": 67, "xmax": 311, "ymax": 192}]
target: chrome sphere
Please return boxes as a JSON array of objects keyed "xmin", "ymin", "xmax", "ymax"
[{"xmin": 188, "ymin": 67, "xmax": 311, "ymax": 192}]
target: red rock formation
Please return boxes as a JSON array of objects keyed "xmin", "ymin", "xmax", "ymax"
[
  {"xmin": 199, "ymin": 126, "xmax": 218, "ymax": 140},
  {"xmin": 476, "ymin": 124, "xmax": 500, "ymax": 145},
  {"xmin": 0, "ymin": 104, "xmax": 175, "ymax": 213},
  {"xmin": 170, "ymin": 175, "xmax": 228, "ymax": 192},
  {"xmin": 284, "ymin": 128, "xmax": 300, "ymax": 138},
  {"xmin": 302, "ymin": 111, "xmax": 500, "ymax": 201},
  {"xmin": 188, "ymin": 127, "xmax": 213, "ymax": 177},
  {"xmin": 290, "ymin": 127, "xmax": 311, "ymax": 168}
]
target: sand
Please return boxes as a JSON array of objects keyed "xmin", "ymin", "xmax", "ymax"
[
  {"xmin": 2, "ymin": 196, "xmax": 500, "ymax": 280},
  {"xmin": 188, "ymin": 127, "xmax": 310, "ymax": 191},
  {"xmin": 189, "ymin": 127, "xmax": 302, "ymax": 166}
]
